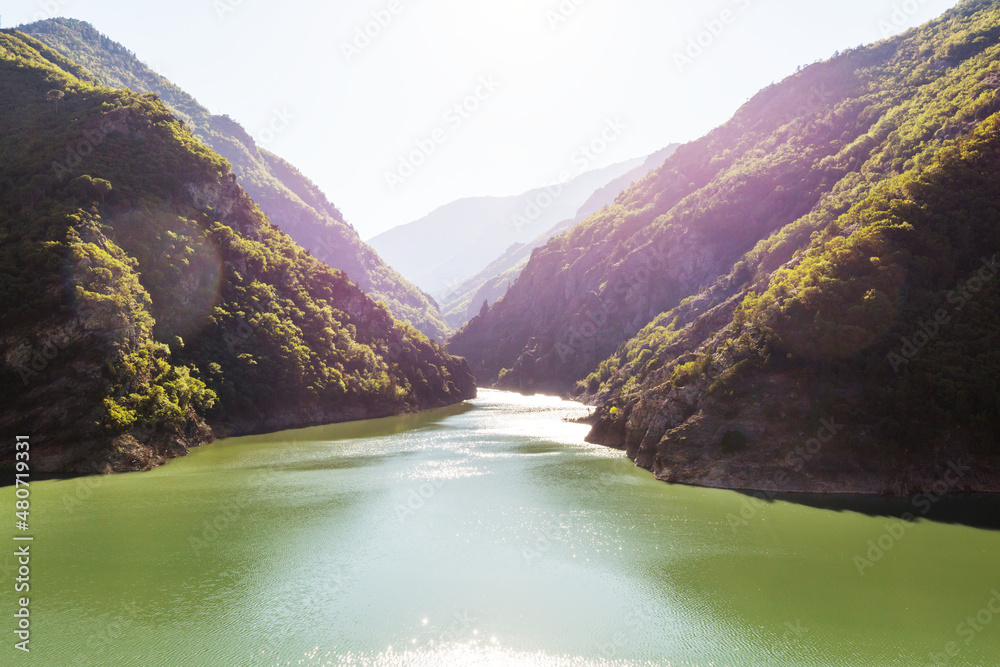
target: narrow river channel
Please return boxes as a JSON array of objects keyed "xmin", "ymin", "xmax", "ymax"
[{"xmin": 4, "ymin": 390, "xmax": 1000, "ymax": 666}]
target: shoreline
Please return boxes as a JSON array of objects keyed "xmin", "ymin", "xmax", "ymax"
[
  {"xmin": 586, "ymin": 427, "xmax": 1000, "ymax": 497},
  {"xmin": 14, "ymin": 391, "xmax": 478, "ymax": 482}
]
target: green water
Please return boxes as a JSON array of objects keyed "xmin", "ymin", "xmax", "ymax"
[{"xmin": 3, "ymin": 389, "xmax": 1000, "ymax": 666}]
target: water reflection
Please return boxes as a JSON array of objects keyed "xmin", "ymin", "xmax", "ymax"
[{"xmin": 4, "ymin": 390, "xmax": 1000, "ymax": 666}]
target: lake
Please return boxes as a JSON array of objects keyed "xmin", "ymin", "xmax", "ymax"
[{"xmin": 3, "ymin": 389, "xmax": 1000, "ymax": 665}]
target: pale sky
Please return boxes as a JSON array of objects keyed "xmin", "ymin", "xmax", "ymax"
[{"xmin": 11, "ymin": 0, "xmax": 959, "ymax": 238}]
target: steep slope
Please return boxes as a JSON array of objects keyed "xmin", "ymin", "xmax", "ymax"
[
  {"xmin": 452, "ymin": 0, "xmax": 1000, "ymax": 492},
  {"xmin": 0, "ymin": 30, "xmax": 474, "ymax": 475},
  {"xmin": 451, "ymin": 0, "xmax": 1000, "ymax": 391},
  {"xmin": 439, "ymin": 145, "xmax": 679, "ymax": 328},
  {"xmin": 20, "ymin": 18, "xmax": 451, "ymax": 341},
  {"xmin": 369, "ymin": 157, "xmax": 649, "ymax": 296}
]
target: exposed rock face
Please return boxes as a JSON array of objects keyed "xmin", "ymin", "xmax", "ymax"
[
  {"xmin": 185, "ymin": 179, "xmax": 259, "ymax": 236},
  {"xmin": 590, "ymin": 368, "xmax": 1000, "ymax": 495}
]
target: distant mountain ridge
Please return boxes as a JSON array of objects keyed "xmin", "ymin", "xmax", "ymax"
[
  {"xmin": 438, "ymin": 144, "xmax": 679, "ymax": 328},
  {"xmin": 369, "ymin": 156, "xmax": 653, "ymax": 298},
  {"xmin": 20, "ymin": 17, "xmax": 452, "ymax": 341}
]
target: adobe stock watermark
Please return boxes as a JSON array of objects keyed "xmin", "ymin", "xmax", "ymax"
[
  {"xmin": 12, "ymin": 296, "xmax": 135, "ymax": 387},
  {"xmin": 438, "ymin": 611, "xmax": 477, "ymax": 646},
  {"xmin": 10, "ymin": 334, "xmax": 72, "ymax": 387},
  {"xmin": 774, "ymin": 619, "xmax": 810, "ymax": 657},
  {"xmin": 521, "ymin": 514, "xmax": 573, "ymax": 564},
  {"xmin": 887, "ymin": 255, "xmax": 998, "ymax": 373},
  {"xmin": 395, "ymin": 477, "xmax": 447, "ymax": 523},
  {"xmin": 767, "ymin": 82, "xmax": 837, "ymax": 131},
  {"xmin": 254, "ymin": 107, "xmax": 294, "ymax": 147},
  {"xmin": 674, "ymin": 0, "xmax": 754, "ymax": 74},
  {"xmin": 413, "ymin": 611, "xmax": 479, "ymax": 650},
  {"xmin": 511, "ymin": 117, "xmax": 630, "ymax": 235},
  {"xmin": 82, "ymin": 601, "xmax": 142, "ymax": 660},
  {"xmin": 187, "ymin": 462, "xmax": 290, "ymax": 556},
  {"xmin": 57, "ymin": 426, "xmax": 161, "ymax": 520},
  {"xmin": 924, "ymin": 589, "xmax": 1000, "ymax": 666},
  {"xmin": 545, "ymin": 0, "xmax": 591, "ymax": 31},
  {"xmin": 217, "ymin": 294, "xmax": 273, "ymax": 354},
  {"xmin": 436, "ymin": 276, "xmax": 467, "ymax": 306},
  {"xmin": 878, "ymin": 0, "xmax": 933, "ymax": 38},
  {"xmin": 594, "ymin": 607, "xmax": 655, "ymax": 659},
  {"xmin": 51, "ymin": 119, "xmax": 115, "ymax": 181},
  {"xmin": 726, "ymin": 418, "xmax": 842, "ymax": 532},
  {"xmin": 384, "ymin": 75, "xmax": 501, "ymax": 192},
  {"xmin": 598, "ymin": 454, "xmax": 639, "ymax": 488},
  {"xmin": 188, "ymin": 496, "xmax": 250, "ymax": 556},
  {"xmin": 258, "ymin": 563, "xmax": 359, "ymax": 655},
  {"xmin": 213, "ymin": 0, "xmax": 247, "ymax": 21},
  {"xmin": 341, "ymin": 0, "xmax": 410, "ymax": 64},
  {"xmin": 553, "ymin": 241, "xmax": 696, "ymax": 365},
  {"xmin": 59, "ymin": 450, "xmax": 149, "ymax": 516},
  {"xmin": 25, "ymin": 0, "xmax": 71, "ymax": 23},
  {"xmin": 853, "ymin": 460, "xmax": 971, "ymax": 576}
]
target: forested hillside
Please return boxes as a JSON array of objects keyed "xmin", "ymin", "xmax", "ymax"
[
  {"xmin": 0, "ymin": 30, "xmax": 474, "ymax": 474},
  {"xmin": 451, "ymin": 0, "xmax": 1000, "ymax": 491},
  {"xmin": 20, "ymin": 18, "xmax": 452, "ymax": 341}
]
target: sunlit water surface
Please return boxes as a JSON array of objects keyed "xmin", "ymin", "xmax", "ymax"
[{"xmin": 3, "ymin": 390, "xmax": 1000, "ymax": 666}]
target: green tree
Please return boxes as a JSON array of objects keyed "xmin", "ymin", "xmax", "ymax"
[
  {"xmin": 26, "ymin": 174, "xmax": 55, "ymax": 207},
  {"xmin": 93, "ymin": 178, "xmax": 112, "ymax": 203},
  {"xmin": 45, "ymin": 89, "xmax": 64, "ymax": 115}
]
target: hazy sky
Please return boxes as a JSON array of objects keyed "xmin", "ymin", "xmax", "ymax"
[{"xmin": 12, "ymin": 0, "xmax": 959, "ymax": 238}]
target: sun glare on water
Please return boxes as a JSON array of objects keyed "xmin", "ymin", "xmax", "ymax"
[{"xmin": 290, "ymin": 643, "xmax": 662, "ymax": 666}]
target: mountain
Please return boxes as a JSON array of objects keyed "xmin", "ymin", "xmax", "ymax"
[
  {"xmin": 19, "ymin": 18, "xmax": 452, "ymax": 341},
  {"xmin": 450, "ymin": 0, "xmax": 1000, "ymax": 492},
  {"xmin": 0, "ymin": 29, "xmax": 475, "ymax": 475},
  {"xmin": 438, "ymin": 145, "xmax": 679, "ymax": 328},
  {"xmin": 368, "ymin": 156, "xmax": 652, "ymax": 297}
]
